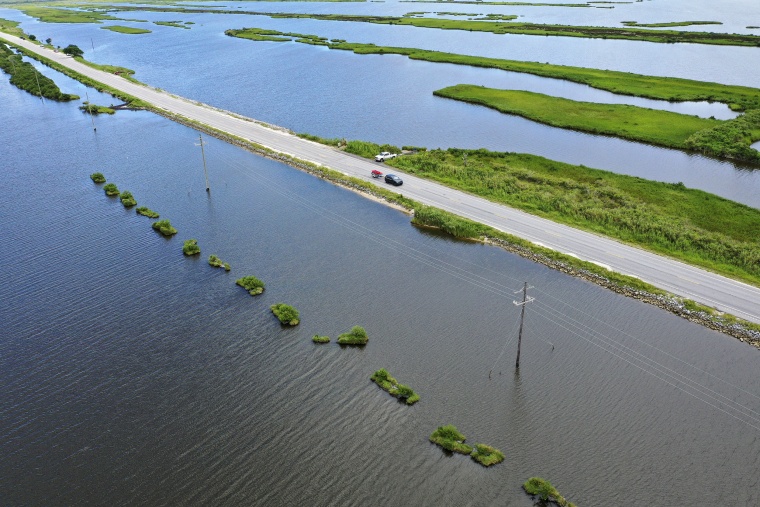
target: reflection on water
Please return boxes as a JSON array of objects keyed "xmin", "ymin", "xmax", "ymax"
[{"xmin": 1, "ymin": 74, "xmax": 760, "ymax": 506}]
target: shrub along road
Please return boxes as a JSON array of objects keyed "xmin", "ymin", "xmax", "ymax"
[{"xmin": 5, "ymin": 33, "xmax": 759, "ymax": 325}]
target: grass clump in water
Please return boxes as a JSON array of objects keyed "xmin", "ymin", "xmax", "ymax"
[
  {"xmin": 152, "ymin": 219, "xmax": 177, "ymax": 236},
  {"xmin": 270, "ymin": 303, "xmax": 300, "ymax": 325},
  {"xmin": 236, "ymin": 275, "xmax": 265, "ymax": 296},
  {"xmin": 312, "ymin": 334, "xmax": 330, "ymax": 343},
  {"xmin": 470, "ymin": 444, "xmax": 504, "ymax": 466},
  {"xmin": 80, "ymin": 102, "xmax": 115, "ymax": 115},
  {"xmin": 90, "ymin": 172, "xmax": 106, "ymax": 183},
  {"xmin": 523, "ymin": 477, "xmax": 577, "ymax": 507},
  {"xmin": 429, "ymin": 425, "xmax": 472, "ymax": 454},
  {"xmin": 119, "ymin": 190, "xmax": 136, "ymax": 207},
  {"xmin": 182, "ymin": 239, "xmax": 200, "ymax": 256},
  {"xmin": 136, "ymin": 206, "xmax": 159, "ymax": 218},
  {"xmin": 370, "ymin": 368, "xmax": 420, "ymax": 405},
  {"xmin": 100, "ymin": 25, "xmax": 152, "ymax": 35},
  {"xmin": 337, "ymin": 325, "xmax": 369, "ymax": 345},
  {"xmin": 208, "ymin": 254, "xmax": 230, "ymax": 271},
  {"xmin": 103, "ymin": 182, "xmax": 119, "ymax": 196}
]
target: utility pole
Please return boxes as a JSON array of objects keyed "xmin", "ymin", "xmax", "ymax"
[
  {"xmin": 33, "ymin": 67, "xmax": 44, "ymax": 103},
  {"xmin": 195, "ymin": 133, "xmax": 210, "ymax": 192},
  {"xmin": 513, "ymin": 282, "xmax": 534, "ymax": 369},
  {"xmin": 85, "ymin": 90, "xmax": 96, "ymax": 132}
]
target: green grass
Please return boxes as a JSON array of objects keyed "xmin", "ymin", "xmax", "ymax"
[
  {"xmin": 312, "ymin": 334, "xmax": 330, "ymax": 343},
  {"xmin": 119, "ymin": 190, "xmax": 136, "ymax": 207},
  {"xmin": 151, "ymin": 219, "xmax": 177, "ymax": 236},
  {"xmin": 103, "ymin": 182, "xmax": 119, "ymax": 196},
  {"xmin": 90, "ymin": 172, "xmax": 106, "ymax": 183},
  {"xmin": 101, "ymin": 25, "xmax": 151, "ymax": 34},
  {"xmin": 226, "ymin": 28, "xmax": 760, "ymax": 111},
  {"xmin": 0, "ymin": 42, "xmax": 79, "ymax": 101},
  {"xmin": 208, "ymin": 254, "xmax": 230, "ymax": 270},
  {"xmin": 154, "ymin": 21, "xmax": 190, "ymax": 29},
  {"xmin": 182, "ymin": 239, "xmax": 201, "ymax": 256},
  {"xmin": 384, "ymin": 148, "xmax": 760, "ymax": 286},
  {"xmin": 684, "ymin": 109, "xmax": 760, "ymax": 163},
  {"xmin": 80, "ymin": 102, "xmax": 115, "ymax": 114},
  {"xmin": 136, "ymin": 206, "xmax": 159, "ymax": 218},
  {"xmin": 270, "ymin": 303, "xmax": 300, "ymax": 325},
  {"xmin": 621, "ymin": 20, "xmax": 722, "ymax": 28},
  {"xmin": 236, "ymin": 275, "xmax": 265, "ymax": 295},
  {"xmin": 337, "ymin": 325, "xmax": 368, "ymax": 345},
  {"xmin": 470, "ymin": 444, "xmax": 505, "ymax": 467},
  {"xmin": 403, "ymin": 1, "xmax": 591, "ymax": 6},
  {"xmin": 433, "ymin": 85, "xmax": 724, "ymax": 152},
  {"xmin": 370, "ymin": 368, "xmax": 420, "ymax": 405},
  {"xmin": 523, "ymin": 477, "xmax": 577, "ymax": 507},
  {"xmin": 14, "ymin": 6, "xmax": 121, "ymax": 24},
  {"xmin": 429, "ymin": 425, "xmax": 472, "ymax": 454},
  {"xmin": 0, "ymin": 17, "xmax": 24, "ymax": 37}
]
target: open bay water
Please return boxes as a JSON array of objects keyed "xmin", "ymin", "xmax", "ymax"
[
  {"xmin": 2, "ymin": 0, "xmax": 760, "ymax": 208},
  {"xmin": 3, "ymin": 60, "xmax": 760, "ymax": 505}
]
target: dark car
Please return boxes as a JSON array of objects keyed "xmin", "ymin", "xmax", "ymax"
[{"xmin": 384, "ymin": 174, "xmax": 403, "ymax": 186}]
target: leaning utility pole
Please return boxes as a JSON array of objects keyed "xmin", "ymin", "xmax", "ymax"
[
  {"xmin": 195, "ymin": 133, "xmax": 210, "ymax": 192},
  {"xmin": 513, "ymin": 282, "xmax": 534, "ymax": 369},
  {"xmin": 85, "ymin": 91, "xmax": 96, "ymax": 132}
]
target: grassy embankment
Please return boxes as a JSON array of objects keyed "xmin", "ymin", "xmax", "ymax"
[
  {"xmin": 433, "ymin": 85, "xmax": 760, "ymax": 163},
  {"xmin": 523, "ymin": 477, "xmax": 577, "ymax": 507},
  {"xmin": 0, "ymin": 41, "xmax": 79, "ymax": 100},
  {"xmin": 66, "ymin": 5, "xmax": 760, "ymax": 47},
  {"xmin": 370, "ymin": 368, "xmax": 420, "ymax": 405},
  {"xmin": 225, "ymin": 28, "xmax": 760, "ymax": 112},
  {"xmin": 101, "ymin": 25, "xmax": 151, "ymax": 34}
]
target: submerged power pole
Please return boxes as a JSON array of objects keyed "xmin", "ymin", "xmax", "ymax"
[
  {"xmin": 513, "ymin": 282, "xmax": 534, "ymax": 369},
  {"xmin": 85, "ymin": 90, "xmax": 96, "ymax": 132},
  {"xmin": 195, "ymin": 133, "xmax": 210, "ymax": 192}
]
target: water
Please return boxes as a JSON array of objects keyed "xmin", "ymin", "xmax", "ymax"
[
  {"xmin": 2, "ymin": 60, "xmax": 760, "ymax": 506},
  {"xmin": 2, "ymin": 1, "xmax": 760, "ymax": 208}
]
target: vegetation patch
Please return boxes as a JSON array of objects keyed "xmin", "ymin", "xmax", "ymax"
[
  {"xmin": 14, "ymin": 6, "xmax": 122, "ymax": 24},
  {"xmin": 402, "ymin": 1, "xmax": 591, "ymax": 7},
  {"xmin": 433, "ymin": 85, "xmax": 723, "ymax": 154},
  {"xmin": 225, "ymin": 28, "xmax": 760, "ymax": 111},
  {"xmin": 103, "ymin": 182, "xmax": 119, "ymax": 196},
  {"xmin": 80, "ymin": 101, "xmax": 115, "ymax": 114},
  {"xmin": 0, "ymin": 43, "xmax": 78, "ymax": 101},
  {"xmin": 154, "ymin": 21, "xmax": 190, "ymax": 29},
  {"xmin": 0, "ymin": 18, "xmax": 24, "ymax": 38},
  {"xmin": 236, "ymin": 275, "xmax": 265, "ymax": 296},
  {"xmin": 523, "ymin": 477, "xmax": 577, "ymax": 507},
  {"xmin": 182, "ymin": 239, "xmax": 201, "ymax": 256},
  {"xmin": 337, "ymin": 325, "xmax": 368, "ymax": 345},
  {"xmin": 101, "ymin": 25, "xmax": 152, "ymax": 34},
  {"xmin": 208, "ymin": 254, "xmax": 230, "ymax": 271},
  {"xmin": 152, "ymin": 219, "xmax": 177, "ymax": 236},
  {"xmin": 90, "ymin": 172, "xmax": 106, "ymax": 183},
  {"xmin": 470, "ymin": 444, "xmax": 504, "ymax": 466},
  {"xmin": 429, "ymin": 425, "xmax": 472, "ymax": 454},
  {"xmin": 621, "ymin": 20, "xmax": 722, "ymax": 28},
  {"xmin": 684, "ymin": 110, "xmax": 760, "ymax": 164},
  {"xmin": 136, "ymin": 206, "xmax": 159, "ymax": 218},
  {"xmin": 119, "ymin": 190, "xmax": 136, "ymax": 207},
  {"xmin": 270, "ymin": 303, "xmax": 300, "ymax": 325},
  {"xmin": 370, "ymin": 368, "xmax": 420, "ymax": 405},
  {"xmin": 312, "ymin": 334, "xmax": 330, "ymax": 343}
]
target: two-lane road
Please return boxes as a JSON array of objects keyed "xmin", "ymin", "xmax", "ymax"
[{"xmin": 5, "ymin": 34, "xmax": 759, "ymax": 324}]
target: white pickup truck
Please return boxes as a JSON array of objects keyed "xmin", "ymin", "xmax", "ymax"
[{"xmin": 374, "ymin": 151, "xmax": 398, "ymax": 162}]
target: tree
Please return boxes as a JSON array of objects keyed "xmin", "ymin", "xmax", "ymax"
[
  {"xmin": 45, "ymin": 38, "xmax": 52, "ymax": 45},
  {"xmin": 62, "ymin": 44, "xmax": 83, "ymax": 58}
]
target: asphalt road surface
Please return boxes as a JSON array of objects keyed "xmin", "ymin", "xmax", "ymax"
[{"xmin": 6, "ymin": 34, "xmax": 759, "ymax": 324}]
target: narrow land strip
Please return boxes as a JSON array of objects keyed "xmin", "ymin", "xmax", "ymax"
[{"xmin": 3, "ymin": 33, "xmax": 759, "ymax": 327}]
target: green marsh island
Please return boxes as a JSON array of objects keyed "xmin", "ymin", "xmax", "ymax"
[
  {"xmin": 337, "ymin": 325, "xmax": 369, "ymax": 345},
  {"xmin": 523, "ymin": 477, "xmax": 578, "ymax": 507},
  {"xmin": 136, "ymin": 206, "xmax": 159, "ymax": 219},
  {"xmin": 152, "ymin": 219, "xmax": 177, "ymax": 237},
  {"xmin": 103, "ymin": 183, "xmax": 119, "ymax": 196},
  {"xmin": 312, "ymin": 335, "xmax": 330, "ymax": 344},
  {"xmin": 119, "ymin": 190, "xmax": 137, "ymax": 207},
  {"xmin": 236, "ymin": 275, "xmax": 265, "ymax": 296},
  {"xmin": 429, "ymin": 425, "xmax": 472, "ymax": 454},
  {"xmin": 90, "ymin": 172, "xmax": 106, "ymax": 183},
  {"xmin": 370, "ymin": 368, "xmax": 420, "ymax": 405},
  {"xmin": 1, "ymin": 41, "xmax": 78, "ymax": 101},
  {"xmin": 182, "ymin": 239, "xmax": 201, "ymax": 256},
  {"xmin": 270, "ymin": 303, "xmax": 300, "ymax": 325},
  {"xmin": 208, "ymin": 254, "xmax": 230, "ymax": 271}
]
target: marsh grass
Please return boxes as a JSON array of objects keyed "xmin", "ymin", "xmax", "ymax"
[
  {"xmin": 90, "ymin": 172, "xmax": 106, "ymax": 183},
  {"xmin": 119, "ymin": 190, "xmax": 136, "ymax": 207},
  {"xmin": 136, "ymin": 206, "xmax": 159, "ymax": 218},
  {"xmin": 0, "ymin": 42, "xmax": 78, "ymax": 101},
  {"xmin": 312, "ymin": 335, "xmax": 330, "ymax": 343},
  {"xmin": 433, "ymin": 85, "xmax": 721, "ymax": 150},
  {"xmin": 470, "ymin": 444, "xmax": 505, "ymax": 466},
  {"xmin": 103, "ymin": 182, "xmax": 119, "ymax": 196},
  {"xmin": 152, "ymin": 219, "xmax": 177, "ymax": 236},
  {"xmin": 101, "ymin": 25, "xmax": 152, "ymax": 34},
  {"xmin": 270, "ymin": 303, "xmax": 300, "ymax": 325},
  {"xmin": 370, "ymin": 368, "xmax": 420, "ymax": 405},
  {"xmin": 236, "ymin": 275, "xmax": 265, "ymax": 296},
  {"xmin": 182, "ymin": 239, "xmax": 201, "ymax": 256},
  {"xmin": 337, "ymin": 325, "xmax": 368, "ymax": 345},
  {"xmin": 208, "ymin": 254, "xmax": 230, "ymax": 270},
  {"xmin": 80, "ymin": 102, "xmax": 115, "ymax": 114},
  {"xmin": 429, "ymin": 425, "xmax": 472, "ymax": 454},
  {"xmin": 523, "ymin": 477, "xmax": 577, "ymax": 507}
]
